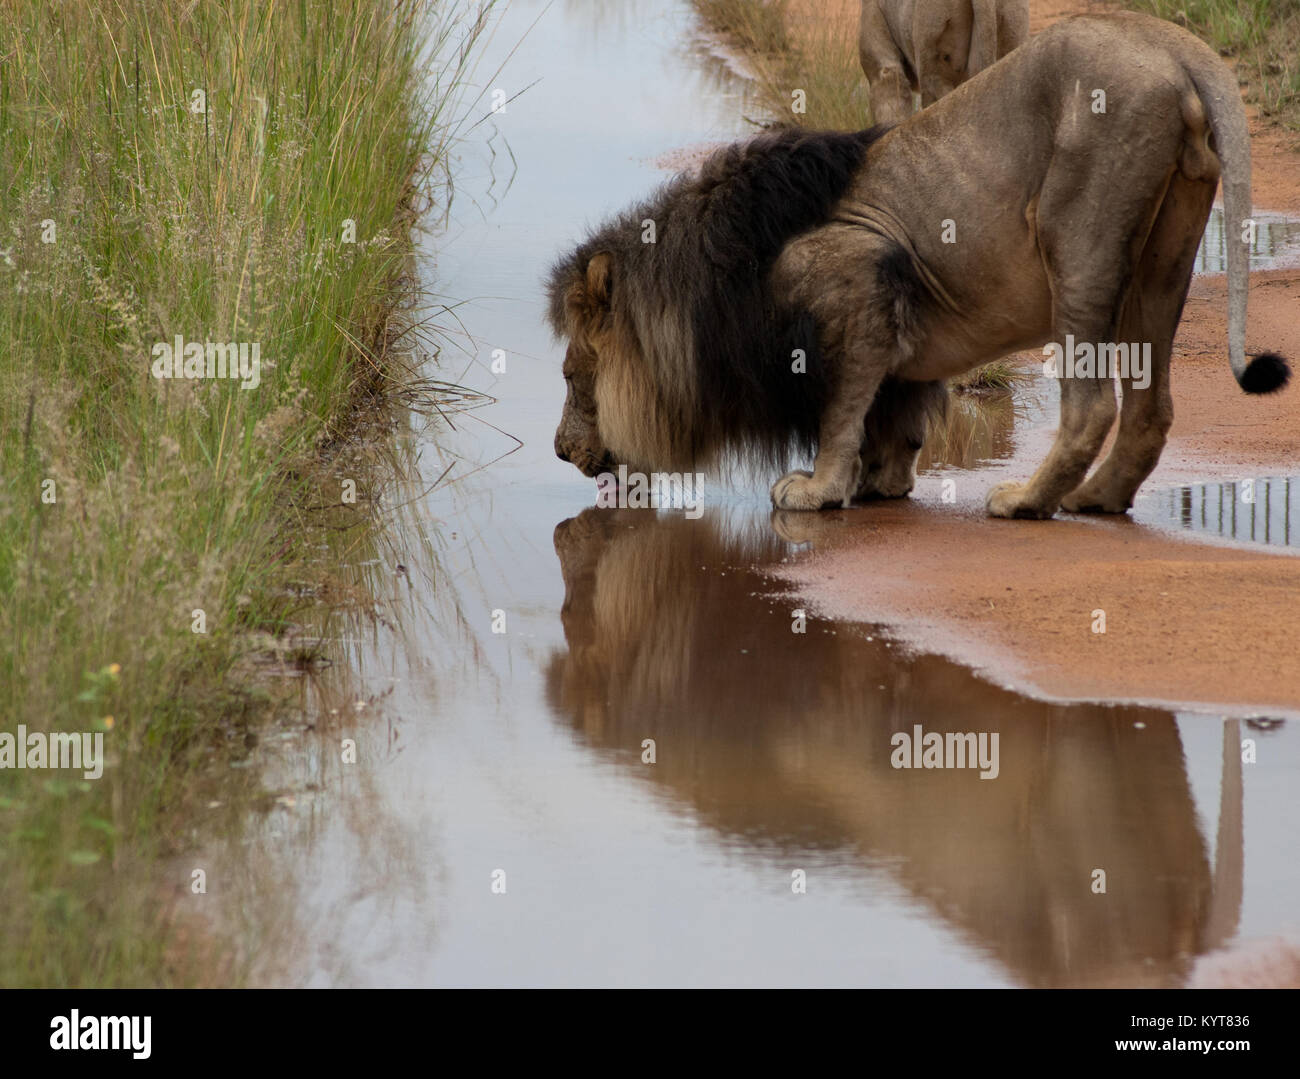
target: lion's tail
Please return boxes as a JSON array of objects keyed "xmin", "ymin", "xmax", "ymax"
[{"xmin": 1185, "ymin": 36, "xmax": 1289, "ymax": 394}]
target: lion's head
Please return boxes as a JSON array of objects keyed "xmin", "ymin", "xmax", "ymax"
[
  {"xmin": 548, "ymin": 248, "xmax": 684, "ymax": 477},
  {"xmin": 551, "ymin": 252, "xmax": 618, "ymax": 477}
]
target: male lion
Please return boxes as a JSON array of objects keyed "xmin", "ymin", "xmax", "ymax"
[
  {"xmin": 860, "ymin": 0, "xmax": 1030, "ymax": 124},
  {"xmin": 549, "ymin": 13, "xmax": 1288, "ymax": 520}
]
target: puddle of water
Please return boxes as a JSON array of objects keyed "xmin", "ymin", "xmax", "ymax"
[
  {"xmin": 240, "ymin": 0, "xmax": 1300, "ymax": 987},
  {"xmin": 1134, "ymin": 475, "xmax": 1300, "ymax": 550},
  {"xmin": 1196, "ymin": 206, "xmax": 1300, "ymax": 274},
  {"xmin": 548, "ymin": 507, "xmax": 1300, "ymax": 988}
]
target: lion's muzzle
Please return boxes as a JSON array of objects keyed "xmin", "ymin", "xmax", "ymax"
[{"xmin": 555, "ymin": 436, "xmax": 616, "ymax": 479}]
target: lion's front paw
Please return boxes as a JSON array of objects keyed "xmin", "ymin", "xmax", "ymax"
[
  {"xmin": 770, "ymin": 470, "xmax": 846, "ymax": 511},
  {"xmin": 985, "ymin": 481, "xmax": 1057, "ymax": 520}
]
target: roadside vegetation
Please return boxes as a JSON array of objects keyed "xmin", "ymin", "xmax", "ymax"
[
  {"xmin": 696, "ymin": 0, "xmax": 870, "ymax": 130},
  {"xmin": 0, "ymin": 0, "xmax": 493, "ymax": 986}
]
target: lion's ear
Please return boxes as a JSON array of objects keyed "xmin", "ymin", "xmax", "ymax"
[{"xmin": 585, "ymin": 252, "xmax": 613, "ymax": 308}]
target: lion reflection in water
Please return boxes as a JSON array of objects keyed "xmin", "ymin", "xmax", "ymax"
[{"xmin": 546, "ymin": 507, "xmax": 1255, "ymax": 987}]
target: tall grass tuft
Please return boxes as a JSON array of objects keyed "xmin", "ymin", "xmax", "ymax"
[
  {"xmin": 0, "ymin": 0, "xmax": 494, "ymax": 986},
  {"xmin": 694, "ymin": 0, "xmax": 872, "ymax": 130},
  {"xmin": 696, "ymin": 0, "xmax": 792, "ymax": 56}
]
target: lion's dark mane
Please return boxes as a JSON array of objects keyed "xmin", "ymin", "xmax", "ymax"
[{"xmin": 547, "ymin": 124, "xmax": 893, "ymax": 468}]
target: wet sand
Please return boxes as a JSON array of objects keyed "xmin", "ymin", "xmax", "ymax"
[{"xmin": 776, "ymin": 497, "xmax": 1300, "ymax": 715}]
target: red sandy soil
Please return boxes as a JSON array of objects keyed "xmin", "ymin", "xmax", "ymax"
[{"xmin": 770, "ymin": 0, "xmax": 1300, "ymax": 715}]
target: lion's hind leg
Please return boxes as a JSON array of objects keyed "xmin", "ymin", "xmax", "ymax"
[
  {"xmin": 1061, "ymin": 174, "xmax": 1216, "ymax": 514},
  {"xmin": 985, "ymin": 291, "xmax": 1123, "ymax": 519},
  {"xmin": 984, "ymin": 153, "xmax": 1193, "ymax": 519},
  {"xmin": 859, "ymin": 0, "xmax": 913, "ymax": 125},
  {"xmin": 986, "ymin": 373, "xmax": 1117, "ymax": 519}
]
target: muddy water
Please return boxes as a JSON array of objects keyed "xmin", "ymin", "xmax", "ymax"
[{"xmin": 260, "ymin": 0, "xmax": 1300, "ymax": 986}]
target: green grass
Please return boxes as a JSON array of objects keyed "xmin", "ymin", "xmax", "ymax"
[
  {"xmin": 1128, "ymin": 1, "xmax": 1300, "ymax": 131},
  {"xmin": 0, "ymin": 0, "xmax": 493, "ymax": 986}
]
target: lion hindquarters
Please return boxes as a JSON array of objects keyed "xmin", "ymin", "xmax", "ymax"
[
  {"xmin": 994, "ymin": 0, "xmax": 1029, "ymax": 64},
  {"xmin": 912, "ymin": 0, "xmax": 1030, "ymax": 110},
  {"xmin": 1062, "ymin": 172, "xmax": 1217, "ymax": 514},
  {"xmin": 1177, "ymin": 89, "xmax": 1219, "ymax": 184}
]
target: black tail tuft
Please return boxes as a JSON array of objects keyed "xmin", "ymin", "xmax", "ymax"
[{"xmin": 1239, "ymin": 352, "xmax": 1290, "ymax": 394}]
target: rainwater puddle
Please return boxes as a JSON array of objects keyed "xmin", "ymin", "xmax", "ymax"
[
  {"xmin": 1134, "ymin": 475, "xmax": 1300, "ymax": 550},
  {"xmin": 245, "ymin": 0, "xmax": 1300, "ymax": 987},
  {"xmin": 1196, "ymin": 206, "xmax": 1300, "ymax": 273}
]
